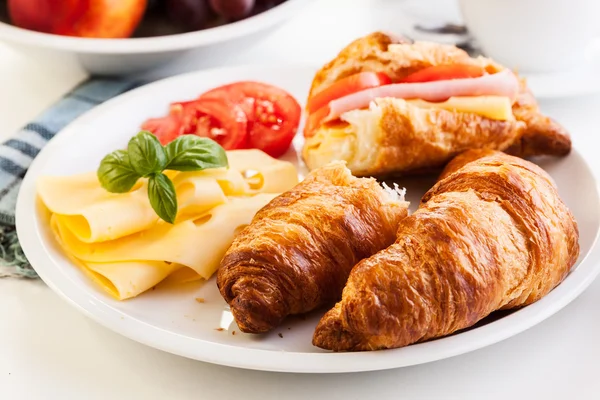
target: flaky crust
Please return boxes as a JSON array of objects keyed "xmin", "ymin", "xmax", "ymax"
[
  {"xmin": 437, "ymin": 148, "xmax": 497, "ymax": 180},
  {"xmin": 304, "ymin": 98, "xmax": 525, "ymax": 177},
  {"xmin": 313, "ymin": 151, "xmax": 579, "ymax": 351},
  {"xmin": 304, "ymin": 32, "xmax": 571, "ymax": 177},
  {"xmin": 217, "ymin": 162, "xmax": 408, "ymax": 333},
  {"xmin": 506, "ymin": 85, "xmax": 571, "ymax": 158}
]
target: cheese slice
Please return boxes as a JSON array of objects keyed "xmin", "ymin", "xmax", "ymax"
[
  {"xmin": 38, "ymin": 150, "xmax": 298, "ymax": 243},
  {"xmin": 69, "ymin": 256, "xmax": 201, "ymax": 301},
  {"xmin": 172, "ymin": 167, "xmax": 248, "ymax": 197},
  {"xmin": 407, "ymin": 96, "xmax": 513, "ymax": 121},
  {"xmin": 82, "ymin": 260, "xmax": 181, "ymax": 301},
  {"xmin": 172, "ymin": 174, "xmax": 229, "ymax": 223},
  {"xmin": 39, "ymin": 173, "xmax": 229, "ymax": 243},
  {"xmin": 160, "ymin": 266, "xmax": 203, "ymax": 285},
  {"xmin": 40, "ymin": 149, "xmax": 297, "ymax": 300},
  {"xmin": 38, "ymin": 173, "xmax": 157, "ymax": 243},
  {"xmin": 227, "ymin": 149, "xmax": 300, "ymax": 193},
  {"xmin": 51, "ymin": 194, "xmax": 277, "ymax": 282}
]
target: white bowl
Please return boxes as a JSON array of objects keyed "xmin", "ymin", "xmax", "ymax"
[{"xmin": 0, "ymin": 0, "xmax": 310, "ymax": 76}]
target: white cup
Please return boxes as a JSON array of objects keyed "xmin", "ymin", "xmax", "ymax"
[{"xmin": 459, "ymin": 0, "xmax": 600, "ymax": 73}]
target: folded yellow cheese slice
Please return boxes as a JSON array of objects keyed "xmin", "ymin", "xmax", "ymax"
[
  {"xmin": 38, "ymin": 149, "xmax": 298, "ymax": 244},
  {"xmin": 70, "ymin": 258, "xmax": 202, "ymax": 301},
  {"xmin": 38, "ymin": 149, "xmax": 299, "ymax": 300},
  {"xmin": 226, "ymin": 149, "xmax": 300, "ymax": 192},
  {"xmin": 81, "ymin": 260, "xmax": 181, "ymax": 301},
  {"xmin": 39, "ymin": 173, "xmax": 157, "ymax": 243},
  {"xmin": 51, "ymin": 194, "xmax": 278, "ymax": 300}
]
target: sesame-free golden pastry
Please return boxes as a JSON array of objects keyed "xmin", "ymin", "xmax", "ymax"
[
  {"xmin": 217, "ymin": 161, "xmax": 408, "ymax": 333},
  {"xmin": 313, "ymin": 150, "xmax": 579, "ymax": 351},
  {"xmin": 303, "ymin": 32, "xmax": 571, "ymax": 177}
]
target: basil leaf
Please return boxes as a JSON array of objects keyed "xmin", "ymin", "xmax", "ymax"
[
  {"xmin": 128, "ymin": 131, "xmax": 167, "ymax": 177},
  {"xmin": 97, "ymin": 150, "xmax": 140, "ymax": 193},
  {"xmin": 148, "ymin": 173, "xmax": 178, "ymax": 224},
  {"xmin": 165, "ymin": 136, "xmax": 228, "ymax": 172}
]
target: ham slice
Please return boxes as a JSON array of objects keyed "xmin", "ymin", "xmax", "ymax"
[{"xmin": 325, "ymin": 70, "xmax": 520, "ymax": 122}]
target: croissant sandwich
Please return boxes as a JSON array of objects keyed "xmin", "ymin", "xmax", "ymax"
[
  {"xmin": 303, "ymin": 32, "xmax": 572, "ymax": 177},
  {"xmin": 217, "ymin": 161, "xmax": 408, "ymax": 333},
  {"xmin": 313, "ymin": 150, "xmax": 579, "ymax": 351}
]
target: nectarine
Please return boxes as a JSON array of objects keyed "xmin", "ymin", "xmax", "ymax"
[{"xmin": 8, "ymin": 0, "xmax": 148, "ymax": 38}]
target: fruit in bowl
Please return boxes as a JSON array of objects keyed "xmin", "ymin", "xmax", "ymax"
[
  {"xmin": 165, "ymin": 0, "xmax": 214, "ymax": 31},
  {"xmin": 5, "ymin": 0, "xmax": 286, "ymax": 38},
  {"xmin": 208, "ymin": 0, "xmax": 253, "ymax": 20},
  {"xmin": 7, "ymin": 0, "xmax": 148, "ymax": 38},
  {"xmin": 0, "ymin": 0, "xmax": 307, "ymax": 75}
]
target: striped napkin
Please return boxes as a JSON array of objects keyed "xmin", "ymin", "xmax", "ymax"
[{"xmin": 0, "ymin": 78, "xmax": 143, "ymax": 279}]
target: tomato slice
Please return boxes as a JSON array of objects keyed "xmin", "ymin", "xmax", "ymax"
[
  {"xmin": 306, "ymin": 72, "xmax": 391, "ymax": 114},
  {"xmin": 141, "ymin": 113, "xmax": 184, "ymax": 146},
  {"xmin": 304, "ymin": 105, "xmax": 330, "ymax": 138},
  {"xmin": 142, "ymin": 99, "xmax": 248, "ymax": 149},
  {"xmin": 172, "ymin": 99, "xmax": 248, "ymax": 150},
  {"xmin": 201, "ymin": 85, "xmax": 256, "ymax": 122},
  {"xmin": 401, "ymin": 64, "xmax": 485, "ymax": 83},
  {"xmin": 142, "ymin": 82, "xmax": 301, "ymax": 157},
  {"xmin": 169, "ymin": 101, "xmax": 202, "ymax": 135},
  {"xmin": 201, "ymin": 82, "xmax": 302, "ymax": 158}
]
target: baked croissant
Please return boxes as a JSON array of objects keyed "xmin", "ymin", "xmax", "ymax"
[
  {"xmin": 217, "ymin": 161, "xmax": 408, "ymax": 333},
  {"xmin": 313, "ymin": 150, "xmax": 579, "ymax": 351},
  {"xmin": 303, "ymin": 32, "xmax": 571, "ymax": 177}
]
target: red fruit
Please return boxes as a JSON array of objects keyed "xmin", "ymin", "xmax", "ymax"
[
  {"xmin": 8, "ymin": 0, "xmax": 148, "ymax": 38},
  {"xmin": 166, "ymin": 0, "xmax": 213, "ymax": 31},
  {"xmin": 209, "ymin": 0, "xmax": 255, "ymax": 20}
]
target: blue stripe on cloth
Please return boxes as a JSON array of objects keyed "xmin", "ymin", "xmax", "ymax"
[
  {"xmin": 34, "ymin": 97, "xmax": 96, "ymax": 135},
  {"xmin": 0, "ymin": 76, "xmax": 145, "ymax": 278},
  {"xmin": 17, "ymin": 129, "xmax": 48, "ymax": 149},
  {"xmin": 70, "ymin": 79, "xmax": 145, "ymax": 104},
  {"xmin": 0, "ymin": 172, "xmax": 19, "ymax": 193},
  {"xmin": 4, "ymin": 139, "xmax": 40, "ymax": 159},
  {"xmin": 69, "ymin": 93, "xmax": 103, "ymax": 105},
  {"xmin": 23, "ymin": 123, "xmax": 54, "ymax": 141},
  {"xmin": 0, "ymin": 157, "xmax": 26, "ymax": 177},
  {"xmin": 0, "ymin": 146, "xmax": 33, "ymax": 169}
]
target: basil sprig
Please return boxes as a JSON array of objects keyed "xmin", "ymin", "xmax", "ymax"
[{"xmin": 97, "ymin": 132, "xmax": 228, "ymax": 224}]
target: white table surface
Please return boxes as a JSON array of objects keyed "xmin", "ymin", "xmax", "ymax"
[{"xmin": 1, "ymin": 0, "xmax": 600, "ymax": 398}]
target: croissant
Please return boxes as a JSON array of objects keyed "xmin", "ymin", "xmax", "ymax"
[
  {"xmin": 217, "ymin": 161, "xmax": 408, "ymax": 333},
  {"xmin": 303, "ymin": 32, "xmax": 571, "ymax": 177},
  {"xmin": 304, "ymin": 97, "xmax": 524, "ymax": 177},
  {"xmin": 313, "ymin": 150, "xmax": 579, "ymax": 351}
]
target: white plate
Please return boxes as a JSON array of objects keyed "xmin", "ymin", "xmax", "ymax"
[{"xmin": 16, "ymin": 65, "xmax": 600, "ymax": 373}]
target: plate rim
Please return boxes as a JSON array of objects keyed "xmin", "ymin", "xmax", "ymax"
[{"xmin": 16, "ymin": 64, "xmax": 600, "ymax": 373}]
